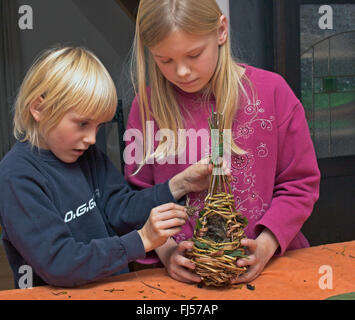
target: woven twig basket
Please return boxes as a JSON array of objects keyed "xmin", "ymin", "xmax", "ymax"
[{"xmin": 187, "ymin": 109, "xmax": 248, "ymax": 287}]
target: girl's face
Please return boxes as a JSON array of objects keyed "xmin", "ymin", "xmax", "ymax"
[
  {"xmin": 37, "ymin": 109, "xmax": 111, "ymax": 163},
  {"xmin": 149, "ymin": 17, "xmax": 228, "ymax": 93}
]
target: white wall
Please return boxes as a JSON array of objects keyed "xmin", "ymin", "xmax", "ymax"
[{"xmin": 216, "ymin": 0, "xmax": 230, "ymax": 22}]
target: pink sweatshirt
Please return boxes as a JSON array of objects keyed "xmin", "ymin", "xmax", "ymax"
[{"xmin": 125, "ymin": 64, "xmax": 321, "ymax": 264}]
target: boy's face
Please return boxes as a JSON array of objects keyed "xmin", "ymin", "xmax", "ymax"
[{"xmin": 39, "ymin": 109, "xmax": 111, "ymax": 163}]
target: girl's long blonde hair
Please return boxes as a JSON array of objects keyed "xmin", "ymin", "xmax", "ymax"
[
  {"xmin": 14, "ymin": 46, "xmax": 117, "ymax": 148},
  {"xmin": 131, "ymin": 0, "xmax": 249, "ymax": 166}
]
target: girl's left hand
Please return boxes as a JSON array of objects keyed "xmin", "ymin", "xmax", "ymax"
[{"xmin": 231, "ymin": 228, "xmax": 279, "ymax": 284}]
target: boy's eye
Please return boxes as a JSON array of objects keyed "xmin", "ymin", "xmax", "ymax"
[{"xmin": 79, "ymin": 122, "xmax": 88, "ymax": 127}]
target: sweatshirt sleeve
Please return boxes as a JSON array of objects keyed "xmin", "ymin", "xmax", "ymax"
[
  {"xmin": 0, "ymin": 172, "xmax": 145, "ymax": 288},
  {"xmin": 255, "ymin": 100, "xmax": 321, "ymax": 255},
  {"xmin": 92, "ymin": 146, "xmax": 177, "ymax": 235},
  {"xmin": 124, "ymin": 94, "xmax": 155, "ymax": 189}
]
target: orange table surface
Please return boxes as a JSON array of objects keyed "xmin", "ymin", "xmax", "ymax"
[{"xmin": 0, "ymin": 240, "xmax": 354, "ymax": 300}]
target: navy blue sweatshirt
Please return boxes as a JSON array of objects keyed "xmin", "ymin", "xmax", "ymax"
[{"xmin": 0, "ymin": 142, "xmax": 177, "ymax": 288}]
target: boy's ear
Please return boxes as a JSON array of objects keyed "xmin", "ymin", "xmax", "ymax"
[
  {"xmin": 29, "ymin": 96, "xmax": 44, "ymax": 122},
  {"xmin": 218, "ymin": 15, "xmax": 228, "ymax": 46}
]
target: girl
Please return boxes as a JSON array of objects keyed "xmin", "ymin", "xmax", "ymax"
[
  {"xmin": 0, "ymin": 46, "xmax": 216, "ymax": 288},
  {"xmin": 125, "ymin": 0, "xmax": 321, "ymax": 284}
]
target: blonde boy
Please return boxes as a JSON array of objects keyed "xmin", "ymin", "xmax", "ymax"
[{"xmin": 0, "ymin": 47, "xmax": 213, "ymax": 288}]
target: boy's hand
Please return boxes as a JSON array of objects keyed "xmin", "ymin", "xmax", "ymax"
[
  {"xmin": 138, "ymin": 203, "xmax": 188, "ymax": 252},
  {"xmin": 231, "ymin": 228, "xmax": 279, "ymax": 284},
  {"xmin": 168, "ymin": 157, "xmax": 231, "ymax": 200}
]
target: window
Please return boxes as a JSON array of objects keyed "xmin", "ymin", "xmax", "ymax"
[{"xmin": 300, "ymin": 4, "xmax": 355, "ymax": 158}]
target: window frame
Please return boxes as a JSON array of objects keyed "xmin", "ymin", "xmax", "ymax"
[{"xmin": 273, "ymin": 0, "xmax": 355, "ymax": 177}]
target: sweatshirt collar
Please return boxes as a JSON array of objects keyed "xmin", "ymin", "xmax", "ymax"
[{"xmin": 19, "ymin": 141, "xmax": 66, "ymax": 163}]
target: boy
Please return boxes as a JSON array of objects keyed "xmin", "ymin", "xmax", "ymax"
[{"xmin": 0, "ymin": 46, "xmax": 213, "ymax": 288}]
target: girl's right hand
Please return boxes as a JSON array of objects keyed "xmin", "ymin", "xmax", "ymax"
[
  {"xmin": 162, "ymin": 241, "xmax": 202, "ymax": 284},
  {"xmin": 138, "ymin": 203, "xmax": 188, "ymax": 252}
]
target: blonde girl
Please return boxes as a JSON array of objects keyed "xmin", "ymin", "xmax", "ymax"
[{"xmin": 125, "ymin": 0, "xmax": 320, "ymax": 285}]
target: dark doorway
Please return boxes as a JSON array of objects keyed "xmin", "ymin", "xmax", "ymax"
[{"xmin": 274, "ymin": 0, "xmax": 355, "ymax": 245}]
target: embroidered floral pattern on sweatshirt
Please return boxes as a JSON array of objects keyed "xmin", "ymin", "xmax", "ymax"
[{"xmin": 230, "ymin": 99, "xmax": 274, "ymax": 220}]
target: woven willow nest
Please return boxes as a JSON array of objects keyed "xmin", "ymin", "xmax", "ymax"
[{"xmin": 186, "ymin": 109, "xmax": 249, "ymax": 287}]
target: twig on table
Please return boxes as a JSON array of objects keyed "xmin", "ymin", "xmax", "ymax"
[{"xmin": 141, "ymin": 281, "xmax": 166, "ymax": 294}]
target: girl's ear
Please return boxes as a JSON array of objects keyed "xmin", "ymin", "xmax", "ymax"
[
  {"xmin": 217, "ymin": 15, "xmax": 228, "ymax": 46},
  {"xmin": 29, "ymin": 96, "xmax": 45, "ymax": 122}
]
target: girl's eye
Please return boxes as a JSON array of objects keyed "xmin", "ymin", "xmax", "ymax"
[
  {"xmin": 189, "ymin": 53, "xmax": 201, "ymax": 59},
  {"xmin": 79, "ymin": 122, "xmax": 88, "ymax": 127},
  {"xmin": 161, "ymin": 59, "xmax": 172, "ymax": 64}
]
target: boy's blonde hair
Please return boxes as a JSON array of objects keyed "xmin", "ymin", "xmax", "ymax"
[
  {"xmin": 14, "ymin": 46, "xmax": 118, "ymax": 148},
  {"xmin": 132, "ymin": 0, "xmax": 249, "ymax": 165}
]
